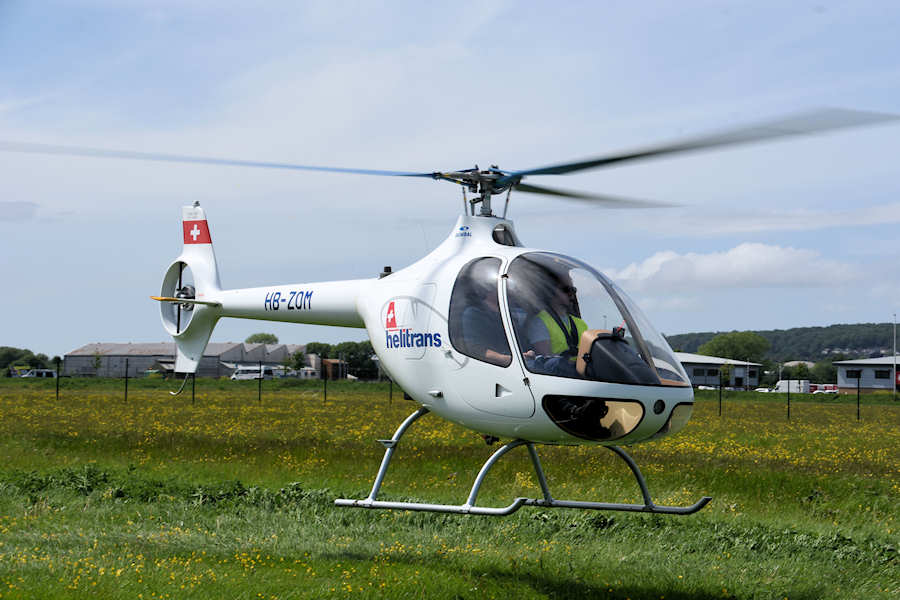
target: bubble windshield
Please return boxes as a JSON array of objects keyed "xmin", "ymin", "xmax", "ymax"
[{"xmin": 506, "ymin": 252, "xmax": 688, "ymax": 386}]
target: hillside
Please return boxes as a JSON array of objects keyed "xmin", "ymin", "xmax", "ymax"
[{"xmin": 665, "ymin": 323, "xmax": 896, "ymax": 362}]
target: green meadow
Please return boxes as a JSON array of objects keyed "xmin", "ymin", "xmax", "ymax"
[{"xmin": 0, "ymin": 379, "xmax": 897, "ymax": 599}]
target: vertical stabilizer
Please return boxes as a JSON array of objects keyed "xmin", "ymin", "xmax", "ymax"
[
  {"xmin": 158, "ymin": 203, "xmax": 224, "ymax": 373},
  {"xmin": 180, "ymin": 203, "xmax": 222, "ymax": 294}
]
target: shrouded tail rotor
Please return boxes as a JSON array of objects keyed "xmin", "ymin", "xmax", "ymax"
[{"xmin": 160, "ymin": 261, "xmax": 197, "ymax": 334}]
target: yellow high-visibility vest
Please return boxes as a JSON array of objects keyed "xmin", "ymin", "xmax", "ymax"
[{"xmin": 536, "ymin": 310, "xmax": 588, "ymax": 359}]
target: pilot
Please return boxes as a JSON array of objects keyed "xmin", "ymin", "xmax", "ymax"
[{"xmin": 524, "ymin": 271, "xmax": 588, "ymax": 377}]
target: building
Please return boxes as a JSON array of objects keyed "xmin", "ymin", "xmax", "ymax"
[
  {"xmin": 833, "ymin": 356, "xmax": 900, "ymax": 393},
  {"xmin": 64, "ymin": 342, "xmax": 310, "ymax": 378},
  {"xmin": 674, "ymin": 352, "xmax": 761, "ymax": 388}
]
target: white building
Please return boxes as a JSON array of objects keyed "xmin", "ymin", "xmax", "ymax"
[
  {"xmin": 833, "ymin": 356, "xmax": 899, "ymax": 393},
  {"xmin": 64, "ymin": 342, "xmax": 311, "ymax": 378},
  {"xmin": 674, "ymin": 352, "xmax": 761, "ymax": 388}
]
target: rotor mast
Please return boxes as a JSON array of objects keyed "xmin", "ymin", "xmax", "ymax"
[{"xmin": 433, "ymin": 165, "xmax": 514, "ymax": 217}]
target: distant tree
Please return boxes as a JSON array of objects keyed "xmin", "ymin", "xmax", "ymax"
[
  {"xmin": 698, "ymin": 331, "xmax": 770, "ymax": 363},
  {"xmin": 92, "ymin": 352, "xmax": 102, "ymax": 375},
  {"xmin": 245, "ymin": 333, "xmax": 279, "ymax": 344},
  {"xmin": 0, "ymin": 346, "xmax": 49, "ymax": 375},
  {"xmin": 760, "ymin": 359, "xmax": 778, "ymax": 386},
  {"xmin": 810, "ymin": 359, "xmax": 837, "ymax": 384},
  {"xmin": 304, "ymin": 342, "xmax": 332, "ymax": 359},
  {"xmin": 29, "ymin": 353, "xmax": 48, "ymax": 368},
  {"xmin": 332, "ymin": 341, "xmax": 376, "ymax": 378},
  {"xmin": 795, "ymin": 363, "xmax": 810, "ymax": 380},
  {"xmin": 719, "ymin": 363, "xmax": 733, "ymax": 386},
  {"xmin": 291, "ymin": 341, "xmax": 376, "ymax": 378},
  {"xmin": 288, "ymin": 351, "xmax": 303, "ymax": 371}
]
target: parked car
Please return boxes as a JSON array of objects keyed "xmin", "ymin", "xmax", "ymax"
[{"xmin": 20, "ymin": 369, "xmax": 57, "ymax": 378}]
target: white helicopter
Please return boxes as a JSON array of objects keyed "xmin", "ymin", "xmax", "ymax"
[{"xmin": 4, "ymin": 109, "xmax": 894, "ymax": 516}]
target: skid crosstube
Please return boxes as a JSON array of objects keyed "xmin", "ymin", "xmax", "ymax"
[{"xmin": 334, "ymin": 407, "xmax": 711, "ymax": 516}]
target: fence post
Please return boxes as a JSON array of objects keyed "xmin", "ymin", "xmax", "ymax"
[
  {"xmin": 323, "ymin": 370, "xmax": 327, "ymax": 404},
  {"xmin": 124, "ymin": 358, "xmax": 129, "ymax": 403},
  {"xmin": 192, "ymin": 373, "xmax": 195, "ymax": 405},
  {"xmin": 55, "ymin": 357, "xmax": 61, "ymax": 401},
  {"xmin": 856, "ymin": 374, "xmax": 861, "ymax": 421},
  {"xmin": 718, "ymin": 381, "xmax": 722, "ymax": 417},
  {"xmin": 787, "ymin": 385, "xmax": 790, "ymax": 421},
  {"xmin": 258, "ymin": 360, "xmax": 262, "ymax": 405}
]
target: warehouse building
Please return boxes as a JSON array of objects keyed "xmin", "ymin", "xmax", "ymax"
[
  {"xmin": 64, "ymin": 342, "xmax": 308, "ymax": 378},
  {"xmin": 833, "ymin": 356, "xmax": 899, "ymax": 393},
  {"xmin": 674, "ymin": 352, "xmax": 761, "ymax": 388}
]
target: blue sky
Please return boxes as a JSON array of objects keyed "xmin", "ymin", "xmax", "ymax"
[{"xmin": 2, "ymin": 1, "xmax": 900, "ymax": 357}]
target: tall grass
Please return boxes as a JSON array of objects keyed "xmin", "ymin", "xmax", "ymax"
[{"xmin": 0, "ymin": 381, "xmax": 896, "ymax": 599}]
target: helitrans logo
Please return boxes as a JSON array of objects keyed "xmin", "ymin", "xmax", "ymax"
[
  {"xmin": 385, "ymin": 328, "xmax": 442, "ymax": 349},
  {"xmin": 384, "ymin": 300, "xmax": 442, "ymax": 349},
  {"xmin": 455, "ymin": 225, "xmax": 471, "ymax": 238}
]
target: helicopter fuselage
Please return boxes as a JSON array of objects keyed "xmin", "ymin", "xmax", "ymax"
[{"xmin": 160, "ymin": 205, "xmax": 694, "ymax": 447}]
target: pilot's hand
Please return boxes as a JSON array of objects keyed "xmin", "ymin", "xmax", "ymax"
[{"xmin": 523, "ymin": 350, "xmax": 536, "ymax": 360}]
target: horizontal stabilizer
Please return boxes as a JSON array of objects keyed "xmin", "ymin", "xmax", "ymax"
[{"xmin": 151, "ymin": 296, "xmax": 222, "ymax": 307}]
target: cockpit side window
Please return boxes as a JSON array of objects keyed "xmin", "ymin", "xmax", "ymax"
[{"xmin": 448, "ymin": 257, "xmax": 512, "ymax": 367}]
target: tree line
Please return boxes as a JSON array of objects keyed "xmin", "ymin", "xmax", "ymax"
[
  {"xmin": 691, "ymin": 331, "xmax": 850, "ymax": 385},
  {"xmin": 294, "ymin": 341, "xmax": 377, "ymax": 379},
  {"xmin": 667, "ymin": 322, "xmax": 897, "ymax": 362},
  {"xmin": 1, "ymin": 347, "xmax": 60, "ymax": 376}
]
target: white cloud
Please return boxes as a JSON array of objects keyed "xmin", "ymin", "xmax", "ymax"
[
  {"xmin": 663, "ymin": 202, "xmax": 900, "ymax": 236},
  {"xmin": 0, "ymin": 201, "xmax": 38, "ymax": 222},
  {"xmin": 636, "ymin": 295, "xmax": 703, "ymax": 311},
  {"xmin": 604, "ymin": 243, "xmax": 857, "ymax": 292}
]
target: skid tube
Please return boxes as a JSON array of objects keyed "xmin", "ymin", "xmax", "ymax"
[{"xmin": 334, "ymin": 408, "xmax": 712, "ymax": 516}]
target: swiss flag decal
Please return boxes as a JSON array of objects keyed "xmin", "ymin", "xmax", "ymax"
[
  {"xmin": 385, "ymin": 301, "xmax": 397, "ymax": 329},
  {"xmin": 183, "ymin": 220, "xmax": 212, "ymax": 244}
]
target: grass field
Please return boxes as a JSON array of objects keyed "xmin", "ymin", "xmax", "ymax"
[{"xmin": 0, "ymin": 379, "xmax": 897, "ymax": 599}]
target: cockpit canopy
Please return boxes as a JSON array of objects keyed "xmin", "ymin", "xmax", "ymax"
[
  {"xmin": 507, "ymin": 252, "xmax": 688, "ymax": 385},
  {"xmin": 448, "ymin": 252, "xmax": 689, "ymax": 386}
]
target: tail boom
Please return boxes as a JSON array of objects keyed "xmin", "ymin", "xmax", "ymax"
[
  {"xmin": 159, "ymin": 203, "xmax": 371, "ymax": 374},
  {"xmin": 215, "ymin": 279, "xmax": 371, "ymax": 328}
]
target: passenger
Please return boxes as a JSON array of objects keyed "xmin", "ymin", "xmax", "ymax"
[
  {"xmin": 460, "ymin": 281, "xmax": 513, "ymax": 367},
  {"xmin": 459, "ymin": 260, "xmax": 535, "ymax": 367}
]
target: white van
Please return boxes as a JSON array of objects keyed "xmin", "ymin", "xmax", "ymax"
[
  {"xmin": 772, "ymin": 379, "xmax": 810, "ymax": 393},
  {"xmin": 230, "ymin": 365, "xmax": 275, "ymax": 381}
]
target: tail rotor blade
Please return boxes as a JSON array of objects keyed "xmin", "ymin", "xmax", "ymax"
[{"xmin": 176, "ymin": 263, "xmax": 183, "ymax": 335}]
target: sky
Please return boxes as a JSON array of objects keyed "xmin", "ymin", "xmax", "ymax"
[{"xmin": 2, "ymin": 0, "xmax": 900, "ymax": 358}]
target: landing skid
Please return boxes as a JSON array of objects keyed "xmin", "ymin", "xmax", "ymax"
[{"xmin": 334, "ymin": 408, "xmax": 711, "ymax": 516}]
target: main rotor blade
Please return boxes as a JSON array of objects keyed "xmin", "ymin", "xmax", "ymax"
[
  {"xmin": 498, "ymin": 108, "xmax": 899, "ymax": 185},
  {"xmin": 0, "ymin": 140, "xmax": 436, "ymax": 178},
  {"xmin": 513, "ymin": 182, "xmax": 678, "ymax": 208}
]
